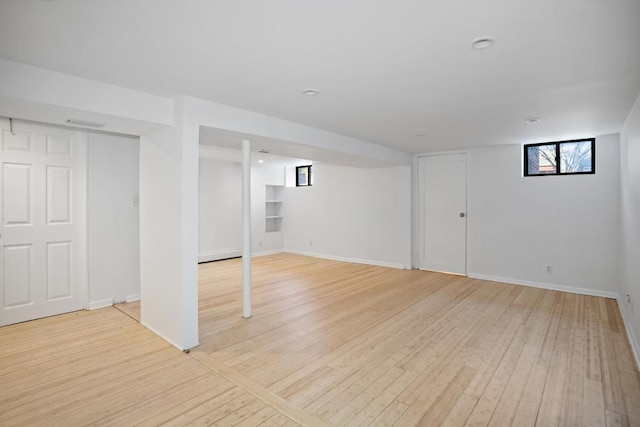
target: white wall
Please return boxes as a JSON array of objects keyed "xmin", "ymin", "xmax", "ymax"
[
  {"xmin": 87, "ymin": 132, "xmax": 140, "ymax": 307},
  {"xmin": 198, "ymin": 158, "xmax": 285, "ymax": 261},
  {"xmin": 619, "ymin": 93, "xmax": 640, "ymax": 364},
  {"xmin": 251, "ymin": 162, "xmax": 286, "ymax": 254},
  {"xmin": 283, "ymin": 164, "xmax": 412, "ymax": 269},
  {"xmin": 139, "ymin": 105, "xmax": 199, "ymax": 351},
  {"xmin": 466, "ymin": 134, "xmax": 620, "ymax": 297},
  {"xmin": 198, "ymin": 159, "xmax": 242, "ymax": 261}
]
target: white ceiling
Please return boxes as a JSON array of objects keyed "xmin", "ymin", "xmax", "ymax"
[{"xmin": 1, "ymin": 0, "xmax": 639, "ymax": 153}]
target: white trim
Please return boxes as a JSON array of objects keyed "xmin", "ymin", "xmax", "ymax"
[
  {"xmin": 198, "ymin": 248, "xmax": 285, "ymax": 262},
  {"xmin": 468, "ymin": 273, "xmax": 619, "ymax": 299},
  {"xmin": 141, "ymin": 320, "xmax": 198, "ymax": 352},
  {"xmin": 77, "ymin": 129, "xmax": 89, "ymax": 310},
  {"xmin": 252, "ymin": 249, "xmax": 284, "ymax": 257},
  {"xmin": 617, "ymin": 297, "xmax": 640, "ymax": 370},
  {"xmin": 198, "ymin": 249, "xmax": 242, "ymax": 263},
  {"xmin": 410, "ymin": 155, "xmax": 419, "ymax": 269},
  {"xmin": 87, "ymin": 298, "xmax": 113, "ymax": 310},
  {"xmin": 125, "ymin": 293, "xmax": 140, "ymax": 303},
  {"xmin": 285, "ymin": 249, "xmax": 406, "ymax": 270}
]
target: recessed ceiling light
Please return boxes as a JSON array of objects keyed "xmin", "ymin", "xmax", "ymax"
[
  {"xmin": 302, "ymin": 89, "xmax": 319, "ymax": 96},
  {"xmin": 470, "ymin": 37, "xmax": 495, "ymax": 50},
  {"xmin": 525, "ymin": 117, "xmax": 541, "ymax": 123},
  {"xmin": 415, "ymin": 134, "xmax": 425, "ymax": 138},
  {"xmin": 258, "ymin": 159, "xmax": 264, "ymax": 163}
]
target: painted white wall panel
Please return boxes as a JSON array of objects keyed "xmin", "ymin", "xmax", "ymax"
[
  {"xmin": 283, "ymin": 164, "xmax": 411, "ymax": 269},
  {"xmin": 198, "ymin": 159, "xmax": 285, "ymax": 261},
  {"xmin": 620, "ymin": 92, "xmax": 640, "ymax": 365},
  {"xmin": 139, "ymin": 109, "xmax": 199, "ymax": 350},
  {"xmin": 87, "ymin": 132, "xmax": 140, "ymax": 305},
  {"xmin": 198, "ymin": 159, "xmax": 241, "ymax": 260},
  {"xmin": 466, "ymin": 134, "xmax": 620, "ymax": 294}
]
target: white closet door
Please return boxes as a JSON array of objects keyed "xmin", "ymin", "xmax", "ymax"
[
  {"xmin": 418, "ymin": 153, "xmax": 467, "ymax": 275},
  {"xmin": 0, "ymin": 120, "xmax": 86, "ymax": 326}
]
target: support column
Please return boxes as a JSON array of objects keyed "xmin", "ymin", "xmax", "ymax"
[
  {"xmin": 242, "ymin": 139, "xmax": 252, "ymax": 318},
  {"xmin": 139, "ymin": 112, "xmax": 199, "ymax": 351}
]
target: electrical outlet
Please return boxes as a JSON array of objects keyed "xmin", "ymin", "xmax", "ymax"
[
  {"xmin": 628, "ymin": 294, "xmax": 632, "ymax": 303},
  {"xmin": 546, "ymin": 265, "xmax": 552, "ymax": 273},
  {"xmin": 309, "ymin": 240, "xmax": 313, "ymax": 246},
  {"xmin": 259, "ymin": 240, "xmax": 263, "ymax": 247}
]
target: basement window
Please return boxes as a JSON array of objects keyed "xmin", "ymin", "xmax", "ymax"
[
  {"xmin": 524, "ymin": 138, "xmax": 595, "ymax": 176},
  {"xmin": 296, "ymin": 165, "xmax": 312, "ymax": 186}
]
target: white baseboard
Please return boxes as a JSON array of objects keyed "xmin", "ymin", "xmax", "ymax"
[
  {"xmin": 87, "ymin": 298, "xmax": 113, "ymax": 310},
  {"xmin": 617, "ymin": 297, "xmax": 640, "ymax": 370},
  {"xmin": 198, "ymin": 249, "xmax": 242, "ymax": 263},
  {"xmin": 199, "ymin": 248, "xmax": 285, "ymax": 263},
  {"xmin": 467, "ymin": 273, "xmax": 619, "ymax": 299},
  {"xmin": 252, "ymin": 249, "xmax": 284, "ymax": 257},
  {"xmin": 125, "ymin": 293, "xmax": 140, "ymax": 303},
  {"xmin": 140, "ymin": 320, "xmax": 198, "ymax": 352},
  {"xmin": 284, "ymin": 249, "xmax": 407, "ymax": 270}
]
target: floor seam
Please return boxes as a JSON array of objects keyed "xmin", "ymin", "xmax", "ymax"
[{"xmin": 189, "ymin": 350, "xmax": 331, "ymax": 427}]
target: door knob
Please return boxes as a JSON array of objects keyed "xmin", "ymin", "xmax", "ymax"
[{"xmin": 459, "ymin": 213, "xmax": 465, "ymax": 218}]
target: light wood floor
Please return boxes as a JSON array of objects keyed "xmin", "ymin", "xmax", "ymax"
[{"xmin": 2, "ymin": 253, "xmax": 639, "ymax": 426}]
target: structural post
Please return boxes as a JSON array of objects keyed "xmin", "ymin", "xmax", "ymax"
[{"xmin": 241, "ymin": 139, "xmax": 252, "ymax": 318}]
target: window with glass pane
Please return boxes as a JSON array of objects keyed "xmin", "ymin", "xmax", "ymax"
[
  {"xmin": 524, "ymin": 138, "xmax": 594, "ymax": 176},
  {"xmin": 296, "ymin": 165, "xmax": 312, "ymax": 186},
  {"xmin": 526, "ymin": 144, "xmax": 556, "ymax": 175},
  {"xmin": 560, "ymin": 140, "xmax": 592, "ymax": 173}
]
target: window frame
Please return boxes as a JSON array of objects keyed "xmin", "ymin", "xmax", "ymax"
[
  {"xmin": 523, "ymin": 138, "xmax": 595, "ymax": 177},
  {"xmin": 296, "ymin": 165, "xmax": 312, "ymax": 187}
]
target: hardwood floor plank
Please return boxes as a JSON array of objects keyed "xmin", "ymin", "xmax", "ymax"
[
  {"xmin": 258, "ymin": 413, "xmax": 299, "ymax": 427},
  {"xmin": 190, "ymin": 350, "xmax": 330, "ymax": 427},
  {"xmin": 440, "ymin": 393, "xmax": 479, "ymax": 427},
  {"xmin": 536, "ymin": 293, "xmax": 576, "ymax": 427},
  {"xmin": 605, "ymin": 409, "xmax": 630, "ymax": 427},
  {"xmin": 465, "ymin": 324, "xmax": 531, "ymax": 426},
  {"xmin": 417, "ymin": 365, "xmax": 478, "ymax": 426},
  {"xmin": 371, "ymin": 399, "xmax": 409, "ymax": 426},
  {"xmin": 2, "ymin": 254, "xmax": 639, "ymax": 427},
  {"xmin": 583, "ymin": 378, "xmax": 606, "ymax": 427},
  {"xmin": 488, "ymin": 343, "xmax": 539, "ymax": 426}
]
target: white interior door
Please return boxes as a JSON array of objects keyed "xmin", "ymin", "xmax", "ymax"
[
  {"xmin": 418, "ymin": 153, "xmax": 467, "ymax": 275},
  {"xmin": 0, "ymin": 120, "xmax": 86, "ymax": 326}
]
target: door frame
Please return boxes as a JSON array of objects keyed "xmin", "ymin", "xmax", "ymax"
[
  {"xmin": 411, "ymin": 151, "xmax": 469, "ymax": 273},
  {"xmin": 77, "ymin": 129, "xmax": 89, "ymax": 309}
]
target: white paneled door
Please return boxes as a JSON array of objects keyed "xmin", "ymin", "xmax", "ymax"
[
  {"xmin": 0, "ymin": 120, "xmax": 86, "ymax": 326},
  {"xmin": 418, "ymin": 153, "xmax": 467, "ymax": 275}
]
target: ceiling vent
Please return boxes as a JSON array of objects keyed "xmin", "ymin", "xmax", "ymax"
[{"xmin": 66, "ymin": 119, "xmax": 105, "ymax": 128}]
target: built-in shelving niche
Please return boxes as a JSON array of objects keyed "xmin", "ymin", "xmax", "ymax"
[{"xmin": 265, "ymin": 185, "xmax": 283, "ymax": 233}]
